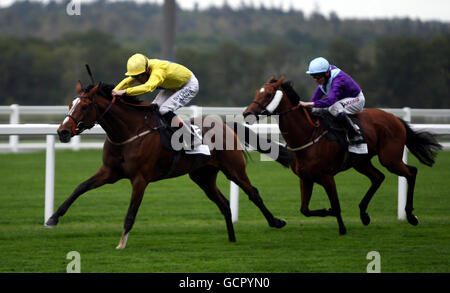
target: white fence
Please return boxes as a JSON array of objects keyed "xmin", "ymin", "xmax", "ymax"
[
  {"xmin": 1, "ymin": 105, "xmax": 450, "ymax": 224},
  {"xmin": 1, "ymin": 104, "xmax": 450, "ymax": 152},
  {"xmin": 0, "ymin": 123, "xmax": 274, "ymax": 224}
]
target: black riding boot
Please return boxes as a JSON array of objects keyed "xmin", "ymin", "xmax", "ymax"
[
  {"xmin": 336, "ymin": 112, "xmax": 363, "ymax": 144},
  {"xmin": 161, "ymin": 111, "xmax": 179, "ymax": 130}
]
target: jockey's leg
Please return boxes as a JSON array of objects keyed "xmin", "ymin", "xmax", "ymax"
[
  {"xmin": 329, "ymin": 94, "xmax": 365, "ymax": 144},
  {"xmin": 162, "ymin": 111, "xmax": 203, "ymax": 151},
  {"xmin": 158, "ymin": 73, "xmax": 199, "ymax": 116},
  {"xmin": 158, "ymin": 74, "xmax": 207, "ymax": 152},
  {"xmin": 337, "ymin": 112, "xmax": 362, "ymax": 138}
]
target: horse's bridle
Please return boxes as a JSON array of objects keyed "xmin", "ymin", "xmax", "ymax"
[
  {"xmin": 250, "ymin": 84, "xmax": 320, "ymax": 128},
  {"xmin": 66, "ymin": 93, "xmax": 160, "ymax": 145},
  {"xmin": 66, "ymin": 94, "xmax": 116, "ymax": 135},
  {"xmin": 250, "ymin": 83, "xmax": 278, "ymax": 116}
]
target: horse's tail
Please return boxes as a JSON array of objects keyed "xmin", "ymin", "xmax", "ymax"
[
  {"xmin": 229, "ymin": 122, "xmax": 293, "ymax": 168},
  {"xmin": 399, "ymin": 118, "xmax": 442, "ymax": 167}
]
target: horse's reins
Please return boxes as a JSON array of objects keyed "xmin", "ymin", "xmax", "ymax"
[
  {"xmin": 106, "ymin": 129, "xmax": 153, "ymax": 146},
  {"xmin": 66, "ymin": 94, "xmax": 97, "ymax": 135},
  {"xmin": 103, "ymin": 95, "xmax": 160, "ymax": 145},
  {"xmin": 250, "ymin": 85, "xmax": 325, "ymax": 151}
]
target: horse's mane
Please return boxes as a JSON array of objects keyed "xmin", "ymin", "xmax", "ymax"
[
  {"xmin": 280, "ymin": 81, "xmax": 301, "ymax": 106},
  {"xmin": 84, "ymin": 83, "xmax": 145, "ymax": 105}
]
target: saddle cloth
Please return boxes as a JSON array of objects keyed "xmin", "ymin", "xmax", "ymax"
[
  {"xmin": 315, "ymin": 112, "xmax": 368, "ymax": 154},
  {"xmin": 155, "ymin": 114, "xmax": 210, "ymax": 155}
]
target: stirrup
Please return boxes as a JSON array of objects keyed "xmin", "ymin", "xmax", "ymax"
[
  {"xmin": 178, "ymin": 124, "xmax": 202, "ymax": 150},
  {"xmin": 184, "ymin": 125, "xmax": 210, "ymax": 155},
  {"xmin": 185, "ymin": 144, "xmax": 211, "ymax": 156},
  {"xmin": 348, "ymin": 134, "xmax": 364, "ymax": 145}
]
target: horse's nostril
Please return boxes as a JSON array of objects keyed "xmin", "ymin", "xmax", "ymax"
[
  {"xmin": 58, "ymin": 129, "xmax": 71, "ymax": 142},
  {"xmin": 243, "ymin": 112, "xmax": 258, "ymax": 125},
  {"xmin": 243, "ymin": 112, "xmax": 253, "ymax": 118}
]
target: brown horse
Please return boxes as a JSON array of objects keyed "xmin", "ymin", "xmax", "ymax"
[
  {"xmin": 243, "ymin": 76, "xmax": 442, "ymax": 235},
  {"xmin": 46, "ymin": 81, "xmax": 289, "ymax": 249}
]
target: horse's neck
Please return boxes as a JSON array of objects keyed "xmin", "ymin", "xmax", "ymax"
[
  {"xmin": 97, "ymin": 97, "xmax": 148, "ymax": 143},
  {"xmin": 278, "ymin": 97, "xmax": 315, "ymax": 149}
]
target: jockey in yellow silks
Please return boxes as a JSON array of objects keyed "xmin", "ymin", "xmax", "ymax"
[{"xmin": 112, "ymin": 53, "xmax": 209, "ymax": 155}]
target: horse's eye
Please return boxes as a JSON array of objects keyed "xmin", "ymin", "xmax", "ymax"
[
  {"xmin": 81, "ymin": 105, "xmax": 88, "ymax": 110},
  {"xmin": 265, "ymin": 93, "xmax": 272, "ymax": 100}
]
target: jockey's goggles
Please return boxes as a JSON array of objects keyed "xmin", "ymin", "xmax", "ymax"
[{"xmin": 311, "ymin": 73, "xmax": 326, "ymax": 80}]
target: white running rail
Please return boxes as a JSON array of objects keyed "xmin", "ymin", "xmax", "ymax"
[
  {"xmin": 1, "ymin": 105, "xmax": 449, "ymax": 224},
  {"xmin": 0, "ymin": 123, "xmax": 448, "ymax": 225}
]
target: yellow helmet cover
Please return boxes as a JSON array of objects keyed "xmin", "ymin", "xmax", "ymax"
[{"xmin": 125, "ymin": 53, "xmax": 148, "ymax": 76}]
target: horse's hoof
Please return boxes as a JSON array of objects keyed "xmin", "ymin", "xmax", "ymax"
[
  {"xmin": 407, "ymin": 214, "xmax": 419, "ymax": 226},
  {"xmin": 45, "ymin": 217, "xmax": 58, "ymax": 227},
  {"xmin": 229, "ymin": 237, "xmax": 236, "ymax": 243},
  {"xmin": 271, "ymin": 218, "xmax": 286, "ymax": 229},
  {"xmin": 339, "ymin": 227, "xmax": 347, "ymax": 235},
  {"xmin": 360, "ymin": 213, "xmax": 371, "ymax": 226}
]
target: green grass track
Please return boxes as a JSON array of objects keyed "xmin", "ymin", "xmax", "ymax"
[{"xmin": 0, "ymin": 150, "xmax": 448, "ymax": 272}]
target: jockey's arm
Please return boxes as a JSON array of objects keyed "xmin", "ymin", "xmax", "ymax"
[
  {"xmin": 125, "ymin": 69, "xmax": 166, "ymax": 96},
  {"xmin": 302, "ymin": 87, "xmax": 323, "ymax": 108},
  {"xmin": 299, "ymin": 101, "xmax": 314, "ymax": 108},
  {"xmin": 309, "ymin": 87, "xmax": 323, "ymax": 102},
  {"xmin": 113, "ymin": 77, "xmax": 136, "ymax": 91},
  {"xmin": 310, "ymin": 84, "xmax": 342, "ymax": 108}
]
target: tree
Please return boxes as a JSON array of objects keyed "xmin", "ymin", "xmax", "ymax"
[{"xmin": 327, "ymin": 38, "xmax": 360, "ymax": 76}]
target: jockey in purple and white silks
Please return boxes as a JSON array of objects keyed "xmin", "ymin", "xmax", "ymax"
[{"xmin": 299, "ymin": 57, "xmax": 365, "ymax": 144}]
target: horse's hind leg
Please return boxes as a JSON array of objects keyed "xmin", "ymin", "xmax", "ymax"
[
  {"xmin": 385, "ymin": 162, "xmax": 419, "ymax": 225},
  {"xmin": 300, "ymin": 178, "xmax": 332, "ymax": 217},
  {"xmin": 46, "ymin": 165, "xmax": 120, "ymax": 227},
  {"xmin": 379, "ymin": 150, "xmax": 419, "ymax": 226},
  {"xmin": 189, "ymin": 166, "xmax": 236, "ymax": 242},
  {"xmin": 117, "ymin": 175, "xmax": 148, "ymax": 249},
  {"xmin": 320, "ymin": 175, "xmax": 347, "ymax": 235},
  {"xmin": 220, "ymin": 158, "xmax": 286, "ymax": 229},
  {"xmin": 404, "ymin": 165, "xmax": 418, "ymax": 225},
  {"xmin": 353, "ymin": 160, "xmax": 385, "ymax": 225}
]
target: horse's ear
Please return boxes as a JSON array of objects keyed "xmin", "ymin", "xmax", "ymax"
[
  {"xmin": 76, "ymin": 80, "xmax": 83, "ymax": 94},
  {"xmin": 88, "ymin": 84, "xmax": 100, "ymax": 95},
  {"xmin": 274, "ymin": 75, "xmax": 285, "ymax": 86},
  {"xmin": 267, "ymin": 75, "xmax": 276, "ymax": 83}
]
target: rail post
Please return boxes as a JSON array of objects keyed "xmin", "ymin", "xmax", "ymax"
[
  {"xmin": 398, "ymin": 107, "xmax": 411, "ymax": 220},
  {"xmin": 190, "ymin": 105, "xmax": 201, "ymax": 118},
  {"xmin": 44, "ymin": 135, "xmax": 55, "ymax": 225},
  {"xmin": 71, "ymin": 135, "xmax": 81, "ymax": 151},
  {"xmin": 230, "ymin": 181, "xmax": 239, "ymax": 223},
  {"xmin": 9, "ymin": 104, "xmax": 19, "ymax": 152}
]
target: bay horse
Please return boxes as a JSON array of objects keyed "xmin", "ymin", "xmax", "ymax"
[
  {"xmin": 243, "ymin": 76, "xmax": 442, "ymax": 235},
  {"xmin": 46, "ymin": 81, "xmax": 289, "ymax": 249}
]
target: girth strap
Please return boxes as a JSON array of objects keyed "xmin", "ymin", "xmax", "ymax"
[
  {"xmin": 287, "ymin": 130, "xmax": 328, "ymax": 152},
  {"xmin": 106, "ymin": 129, "xmax": 154, "ymax": 146}
]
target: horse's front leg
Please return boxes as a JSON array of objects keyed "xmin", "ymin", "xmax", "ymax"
[
  {"xmin": 116, "ymin": 176, "xmax": 148, "ymax": 249},
  {"xmin": 46, "ymin": 165, "xmax": 119, "ymax": 226},
  {"xmin": 299, "ymin": 178, "xmax": 332, "ymax": 217},
  {"xmin": 319, "ymin": 175, "xmax": 347, "ymax": 235}
]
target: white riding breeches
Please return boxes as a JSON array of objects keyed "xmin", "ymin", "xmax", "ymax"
[
  {"xmin": 313, "ymin": 91, "xmax": 365, "ymax": 117},
  {"xmin": 153, "ymin": 73, "xmax": 199, "ymax": 115}
]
